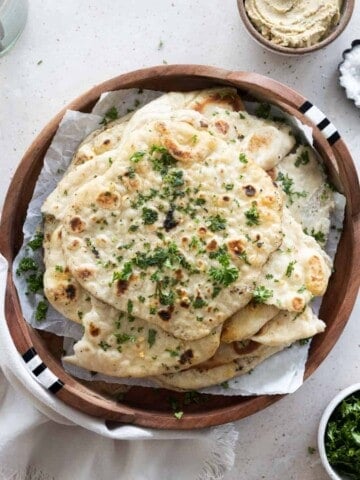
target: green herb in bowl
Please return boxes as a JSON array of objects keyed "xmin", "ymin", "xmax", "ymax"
[{"xmin": 325, "ymin": 393, "xmax": 360, "ymax": 479}]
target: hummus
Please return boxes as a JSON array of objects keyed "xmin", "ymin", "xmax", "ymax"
[{"xmin": 245, "ymin": 0, "xmax": 342, "ymax": 48}]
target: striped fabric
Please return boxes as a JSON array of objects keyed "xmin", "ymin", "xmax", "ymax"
[
  {"xmin": 22, "ymin": 348, "xmax": 64, "ymax": 394},
  {"xmin": 299, "ymin": 101, "xmax": 340, "ymax": 146}
]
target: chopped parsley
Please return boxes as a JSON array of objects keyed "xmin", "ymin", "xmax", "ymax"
[
  {"xmin": 114, "ymin": 333, "xmax": 136, "ymax": 344},
  {"xmin": 112, "ymin": 262, "xmax": 133, "ymax": 283},
  {"xmin": 128, "ymin": 225, "xmax": 139, "ymax": 232},
  {"xmin": 99, "ymin": 341, "xmax": 111, "ymax": 351},
  {"xmin": 16, "ymin": 257, "xmax": 38, "ymax": 275},
  {"xmin": 26, "ymin": 273, "xmax": 43, "ymax": 294},
  {"xmin": 253, "ymin": 285, "xmax": 273, "ymax": 304},
  {"xmin": 220, "ymin": 381, "xmax": 229, "ymax": 389},
  {"xmin": 223, "ymin": 182, "xmax": 234, "ymax": 191},
  {"xmin": 164, "ymin": 169, "xmax": 184, "ymax": 188},
  {"xmin": 244, "ymin": 202, "xmax": 260, "ymax": 226},
  {"xmin": 100, "ymin": 106, "xmax": 118, "ymax": 125},
  {"xmin": 127, "ymin": 300, "xmax": 134, "ymax": 314},
  {"xmin": 304, "ymin": 228, "xmax": 326, "ymax": 245},
  {"xmin": 276, "ymin": 172, "xmax": 307, "ymax": 204},
  {"xmin": 174, "ymin": 411, "xmax": 184, "ymax": 420},
  {"xmin": 35, "ymin": 300, "xmax": 48, "ymax": 322},
  {"xmin": 149, "ymin": 145, "xmax": 177, "ymax": 176},
  {"xmin": 325, "ymin": 393, "xmax": 360, "ymax": 479},
  {"xmin": 209, "ymin": 249, "xmax": 239, "ymax": 288},
  {"xmin": 255, "ymin": 103, "xmax": 271, "ymax": 119},
  {"xmin": 129, "ymin": 151, "xmax": 146, "ymax": 163},
  {"xmin": 207, "ymin": 214, "xmax": 227, "ymax": 232},
  {"xmin": 239, "ymin": 153, "xmax": 248, "ymax": 164},
  {"xmin": 295, "ymin": 149, "xmax": 310, "ymax": 167},
  {"xmin": 307, "ymin": 446, "xmax": 316, "ymax": 455},
  {"xmin": 55, "ymin": 265, "xmax": 64, "ymax": 273},
  {"xmin": 192, "ymin": 297, "xmax": 207, "ymax": 309},
  {"xmin": 27, "ymin": 232, "xmax": 44, "ymax": 250},
  {"xmin": 142, "ymin": 207, "xmax": 158, "ymax": 225},
  {"xmin": 285, "ymin": 260, "xmax": 296, "ymax": 278},
  {"xmin": 147, "ymin": 329, "xmax": 157, "ymax": 348}
]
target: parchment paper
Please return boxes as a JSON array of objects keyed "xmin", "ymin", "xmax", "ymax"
[{"xmin": 12, "ymin": 89, "xmax": 345, "ymax": 396}]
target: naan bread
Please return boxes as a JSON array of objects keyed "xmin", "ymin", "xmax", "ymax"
[
  {"xmin": 251, "ymin": 306, "xmax": 325, "ymax": 346},
  {"xmin": 64, "ymin": 299, "xmax": 221, "ymax": 377},
  {"xmin": 275, "ymin": 145, "xmax": 335, "ymax": 245},
  {"xmin": 254, "ymin": 208, "xmax": 332, "ymax": 312},
  {"xmin": 61, "ymin": 110, "xmax": 283, "ymax": 340},
  {"xmin": 155, "ymin": 342, "xmax": 284, "ymax": 390},
  {"xmin": 221, "ymin": 303, "xmax": 279, "ymax": 343}
]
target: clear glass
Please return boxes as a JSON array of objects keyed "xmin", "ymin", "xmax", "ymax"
[{"xmin": 0, "ymin": 0, "xmax": 28, "ymax": 57}]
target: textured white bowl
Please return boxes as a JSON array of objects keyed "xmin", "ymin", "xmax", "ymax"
[{"xmin": 318, "ymin": 383, "xmax": 360, "ymax": 480}]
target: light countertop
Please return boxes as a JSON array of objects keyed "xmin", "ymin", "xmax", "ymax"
[{"xmin": 0, "ymin": 1, "xmax": 359, "ymax": 479}]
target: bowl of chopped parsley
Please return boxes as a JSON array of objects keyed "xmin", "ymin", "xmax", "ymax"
[{"xmin": 318, "ymin": 383, "xmax": 360, "ymax": 479}]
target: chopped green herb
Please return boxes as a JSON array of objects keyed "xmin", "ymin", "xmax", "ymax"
[
  {"xmin": 304, "ymin": 228, "xmax": 326, "ymax": 245},
  {"xmin": 126, "ymin": 166, "xmax": 136, "ymax": 179},
  {"xmin": 207, "ymin": 214, "xmax": 227, "ymax": 232},
  {"xmin": 128, "ymin": 225, "xmax": 139, "ymax": 232},
  {"xmin": 223, "ymin": 183, "xmax": 234, "ymax": 191},
  {"xmin": 190, "ymin": 134, "xmax": 198, "ymax": 144},
  {"xmin": 100, "ymin": 106, "xmax": 118, "ymax": 125},
  {"xmin": 77, "ymin": 311, "xmax": 83, "ymax": 320},
  {"xmin": 265, "ymin": 273, "xmax": 273, "ymax": 280},
  {"xmin": 16, "ymin": 257, "xmax": 38, "ymax": 275},
  {"xmin": 221, "ymin": 381, "xmax": 229, "ymax": 389},
  {"xmin": 37, "ymin": 60, "xmax": 43, "ymax": 65},
  {"xmin": 164, "ymin": 169, "xmax": 184, "ymax": 188},
  {"xmin": 253, "ymin": 285, "xmax": 273, "ymax": 304},
  {"xmin": 147, "ymin": 329, "xmax": 157, "ymax": 348},
  {"xmin": 127, "ymin": 300, "xmax": 134, "ymax": 314},
  {"xmin": 114, "ymin": 333, "xmax": 136, "ymax": 344},
  {"xmin": 239, "ymin": 153, "xmax": 248, "ymax": 164},
  {"xmin": 27, "ymin": 232, "xmax": 44, "ymax": 251},
  {"xmin": 297, "ymin": 285, "xmax": 307, "ymax": 293},
  {"xmin": 149, "ymin": 145, "xmax": 177, "ymax": 176},
  {"xmin": 295, "ymin": 150, "xmax": 310, "ymax": 167},
  {"xmin": 138, "ymin": 295, "xmax": 146, "ymax": 303},
  {"xmin": 307, "ymin": 446, "xmax": 316, "ymax": 455},
  {"xmin": 35, "ymin": 300, "xmax": 48, "ymax": 322},
  {"xmin": 149, "ymin": 306, "xmax": 157, "ymax": 315},
  {"xmin": 276, "ymin": 172, "xmax": 307, "ymax": 204},
  {"xmin": 325, "ymin": 393, "xmax": 360, "ymax": 478},
  {"xmin": 165, "ymin": 348, "xmax": 180, "ymax": 357},
  {"xmin": 158, "ymin": 39, "xmax": 164, "ymax": 50},
  {"xmin": 142, "ymin": 207, "xmax": 158, "ymax": 225},
  {"xmin": 26, "ymin": 273, "xmax": 43, "ymax": 294},
  {"xmin": 255, "ymin": 103, "xmax": 271, "ymax": 119},
  {"xmin": 299, "ymin": 337, "xmax": 311, "ymax": 345},
  {"xmin": 209, "ymin": 264, "xmax": 238, "ymax": 287},
  {"xmin": 192, "ymin": 297, "xmax": 207, "ymax": 309},
  {"xmin": 130, "ymin": 151, "xmax": 146, "ymax": 163},
  {"xmin": 174, "ymin": 411, "xmax": 184, "ymax": 420},
  {"xmin": 99, "ymin": 341, "xmax": 111, "ymax": 351},
  {"xmin": 239, "ymin": 113, "xmax": 246, "ymax": 120},
  {"xmin": 108, "ymin": 157, "xmax": 113, "ymax": 165},
  {"xmin": 285, "ymin": 260, "xmax": 296, "ymax": 278},
  {"xmin": 238, "ymin": 250, "xmax": 250, "ymax": 265},
  {"xmin": 55, "ymin": 265, "xmax": 64, "ymax": 273},
  {"xmin": 244, "ymin": 202, "xmax": 260, "ymax": 226}
]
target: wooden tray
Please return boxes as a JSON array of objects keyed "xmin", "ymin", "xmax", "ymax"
[{"xmin": 1, "ymin": 65, "xmax": 359, "ymax": 429}]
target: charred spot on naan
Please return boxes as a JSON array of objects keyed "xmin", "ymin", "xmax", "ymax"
[
  {"xmin": 69, "ymin": 216, "xmax": 86, "ymax": 233},
  {"xmin": 96, "ymin": 191, "xmax": 120, "ymax": 209},
  {"xmin": 193, "ymin": 91, "xmax": 244, "ymax": 115},
  {"xmin": 306, "ymin": 255, "xmax": 327, "ymax": 295}
]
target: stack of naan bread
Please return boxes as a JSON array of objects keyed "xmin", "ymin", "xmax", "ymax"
[{"xmin": 41, "ymin": 88, "xmax": 334, "ymax": 391}]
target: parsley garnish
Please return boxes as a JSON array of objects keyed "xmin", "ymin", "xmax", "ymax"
[
  {"xmin": 142, "ymin": 207, "xmax": 158, "ymax": 225},
  {"xmin": 149, "ymin": 145, "xmax": 177, "ymax": 176},
  {"xmin": 99, "ymin": 341, "xmax": 111, "ymax": 351},
  {"xmin": 253, "ymin": 285, "xmax": 273, "ymax": 304},
  {"xmin": 55, "ymin": 265, "xmax": 64, "ymax": 273},
  {"xmin": 112, "ymin": 262, "xmax": 133, "ymax": 283},
  {"xmin": 127, "ymin": 300, "xmax": 134, "ymax": 314},
  {"xmin": 285, "ymin": 260, "xmax": 296, "ymax": 278},
  {"xmin": 304, "ymin": 228, "xmax": 326, "ymax": 245},
  {"xmin": 147, "ymin": 329, "xmax": 157, "ymax": 348},
  {"xmin": 244, "ymin": 202, "xmax": 260, "ymax": 226},
  {"xmin": 114, "ymin": 333, "xmax": 136, "ymax": 344},
  {"xmin": 100, "ymin": 106, "xmax": 118, "ymax": 125},
  {"xmin": 164, "ymin": 169, "xmax": 184, "ymax": 188},
  {"xmin": 255, "ymin": 103, "xmax": 271, "ymax": 119},
  {"xmin": 209, "ymin": 249, "xmax": 239, "ymax": 288},
  {"xmin": 325, "ymin": 394, "xmax": 360, "ymax": 479},
  {"xmin": 239, "ymin": 153, "xmax": 248, "ymax": 164},
  {"xmin": 307, "ymin": 446, "xmax": 316, "ymax": 455},
  {"xmin": 276, "ymin": 172, "xmax": 307, "ymax": 204},
  {"xmin": 295, "ymin": 149, "xmax": 310, "ymax": 167},
  {"xmin": 26, "ymin": 273, "xmax": 43, "ymax": 294},
  {"xmin": 27, "ymin": 232, "xmax": 44, "ymax": 250},
  {"xmin": 16, "ymin": 257, "xmax": 38, "ymax": 275},
  {"xmin": 35, "ymin": 300, "xmax": 48, "ymax": 322},
  {"xmin": 174, "ymin": 411, "xmax": 184, "ymax": 420},
  {"xmin": 223, "ymin": 183, "xmax": 234, "ymax": 191},
  {"xmin": 192, "ymin": 297, "xmax": 207, "ymax": 309},
  {"xmin": 207, "ymin": 214, "xmax": 227, "ymax": 232},
  {"xmin": 130, "ymin": 151, "xmax": 146, "ymax": 163}
]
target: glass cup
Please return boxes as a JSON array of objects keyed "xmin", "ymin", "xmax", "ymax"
[{"xmin": 0, "ymin": 0, "xmax": 28, "ymax": 57}]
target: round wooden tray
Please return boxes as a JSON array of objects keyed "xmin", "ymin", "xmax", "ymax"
[{"xmin": 1, "ymin": 65, "xmax": 359, "ymax": 429}]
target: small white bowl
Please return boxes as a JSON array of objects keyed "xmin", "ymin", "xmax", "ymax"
[{"xmin": 318, "ymin": 383, "xmax": 360, "ymax": 480}]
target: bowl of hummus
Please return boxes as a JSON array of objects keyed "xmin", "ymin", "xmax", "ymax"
[{"xmin": 237, "ymin": 0, "xmax": 354, "ymax": 55}]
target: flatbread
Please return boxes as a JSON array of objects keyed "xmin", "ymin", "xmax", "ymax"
[
  {"xmin": 254, "ymin": 208, "xmax": 332, "ymax": 312},
  {"xmin": 154, "ymin": 341, "xmax": 284, "ymax": 390},
  {"xmin": 275, "ymin": 145, "xmax": 335, "ymax": 246},
  {"xmin": 221, "ymin": 303, "xmax": 279, "ymax": 343},
  {"xmin": 251, "ymin": 306, "xmax": 325, "ymax": 346},
  {"xmin": 60, "ymin": 110, "xmax": 283, "ymax": 340},
  {"xmin": 64, "ymin": 298, "xmax": 221, "ymax": 377}
]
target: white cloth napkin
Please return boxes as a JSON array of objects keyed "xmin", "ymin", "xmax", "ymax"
[{"xmin": 0, "ymin": 254, "xmax": 238, "ymax": 479}]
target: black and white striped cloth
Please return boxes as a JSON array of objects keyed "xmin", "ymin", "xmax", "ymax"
[
  {"xmin": 299, "ymin": 101, "xmax": 340, "ymax": 146},
  {"xmin": 22, "ymin": 347, "xmax": 64, "ymax": 394}
]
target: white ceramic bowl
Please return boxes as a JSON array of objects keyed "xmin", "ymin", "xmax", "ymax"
[{"xmin": 318, "ymin": 383, "xmax": 360, "ymax": 480}]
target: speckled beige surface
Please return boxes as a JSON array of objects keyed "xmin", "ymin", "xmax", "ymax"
[{"xmin": 0, "ymin": 1, "xmax": 359, "ymax": 478}]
